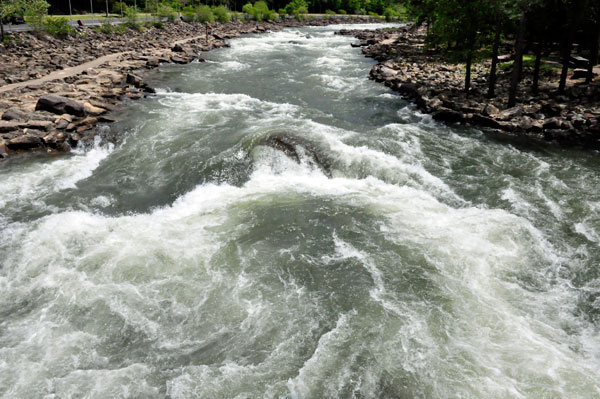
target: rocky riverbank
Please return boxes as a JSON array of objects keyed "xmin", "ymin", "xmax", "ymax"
[
  {"xmin": 338, "ymin": 26, "xmax": 600, "ymax": 150},
  {"xmin": 0, "ymin": 16, "xmax": 381, "ymax": 160}
]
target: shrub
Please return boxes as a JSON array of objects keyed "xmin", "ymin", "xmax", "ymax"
[
  {"xmin": 196, "ymin": 5, "xmax": 214, "ymax": 22},
  {"xmin": 213, "ymin": 5, "xmax": 230, "ymax": 23},
  {"xmin": 112, "ymin": 1, "xmax": 127, "ymax": 15},
  {"xmin": 367, "ymin": 11, "xmax": 378, "ymax": 17},
  {"xmin": 44, "ymin": 16, "xmax": 74, "ymax": 38},
  {"xmin": 325, "ymin": 9, "xmax": 336, "ymax": 15},
  {"xmin": 156, "ymin": 4, "xmax": 177, "ymax": 22},
  {"xmin": 278, "ymin": 8, "xmax": 286, "ymax": 16},
  {"xmin": 182, "ymin": 11, "xmax": 195, "ymax": 22},
  {"xmin": 338, "ymin": 9, "xmax": 346, "ymax": 14},
  {"xmin": 285, "ymin": 0, "xmax": 307, "ymax": 16},
  {"xmin": 125, "ymin": 5, "xmax": 139, "ymax": 28},
  {"xmin": 383, "ymin": 7, "xmax": 395, "ymax": 21},
  {"xmin": 243, "ymin": 1, "xmax": 273, "ymax": 22},
  {"xmin": 24, "ymin": 0, "xmax": 50, "ymax": 34}
]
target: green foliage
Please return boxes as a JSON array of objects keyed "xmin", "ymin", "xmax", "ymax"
[
  {"xmin": 112, "ymin": 1, "xmax": 127, "ymax": 15},
  {"xmin": 23, "ymin": 0, "xmax": 50, "ymax": 33},
  {"xmin": 125, "ymin": 5, "xmax": 139, "ymax": 27},
  {"xmin": 285, "ymin": 0, "xmax": 308, "ymax": 15},
  {"xmin": 156, "ymin": 4, "xmax": 177, "ymax": 22},
  {"xmin": 338, "ymin": 9, "xmax": 347, "ymax": 14},
  {"xmin": 43, "ymin": 16, "xmax": 74, "ymax": 38},
  {"xmin": 325, "ymin": 9, "xmax": 336, "ymax": 15},
  {"xmin": 0, "ymin": 0, "xmax": 26, "ymax": 22},
  {"xmin": 243, "ymin": 1, "xmax": 274, "ymax": 22},
  {"xmin": 213, "ymin": 6, "xmax": 230, "ymax": 23},
  {"xmin": 196, "ymin": 5, "xmax": 214, "ymax": 23}
]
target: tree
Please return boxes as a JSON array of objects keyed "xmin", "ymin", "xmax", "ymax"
[{"xmin": 0, "ymin": 0, "xmax": 26, "ymax": 41}]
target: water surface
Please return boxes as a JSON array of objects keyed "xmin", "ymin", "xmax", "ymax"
[{"xmin": 1, "ymin": 23, "xmax": 599, "ymax": 398}]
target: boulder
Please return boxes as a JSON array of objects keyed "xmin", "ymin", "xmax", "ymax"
[
  {"xmin": 83, "ymin": 102, "xmax": 107, "ymax": 116},
  {"xmin": 35, "ymin": 94, "xmax": 85, "ymax": 117},
  {"xmin": 0, "ymin": 120, "xmax": 23, "ymax": 133},
  {"xmin": 6, "ymin": 134, "xmax": 43, "ymax": 150},
  {"xmin": 125, "ymin": 73, "xmax": 156, "ymax": 94},
  {"xmin": 0, "ymin": 141, "xmax": 8, "ymax": 158},
  {"xmin": 482, "ymin": 104, "xmax": 500, "ymax": 116},
  {"xmin": 432, "ymin": 109, "xmax": 465, "ymax": 124},
  {"xmin": 24, "ymin": 120, "xmax": 53, "ymax": 131},
  {"xmin": 472, "ymin": 114, "xmax": 501, "ymax": 129},
  {"xmin": 1, "ymin": 108, "xmax": 26, "ymax": 121},
  {"xmin": 42, "ymin": 130, "xmax": 70, "ymax": 151},
  {"xmin": 497, "ymin": 106, "xmax": 522, "ymax": 121}
]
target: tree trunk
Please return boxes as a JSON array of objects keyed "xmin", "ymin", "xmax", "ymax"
[
  {"xmin": 587, "ymin": 18, "xmax": 600, "ymax": 84},
  {"xmin": 487, "ymin": 5, "xmax": 501, "ymax": 98},
  {"xmin": 532, "ymin": 44, "xmax": 542, "ymax": 93},
  {"xmin": 465, "ymin": 49, "xmax": 472, "ymax": 94},
  {"xmin": 559, "ymin": 1, "xmax": 582, "ymax": 93},
  {"xmin": 508, "ymin": 13, "xmax": 526, "ymax": 108}
]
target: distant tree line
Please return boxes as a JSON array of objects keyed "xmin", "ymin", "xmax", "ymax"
[
  {"xmin": 18, "ymin": 0, "xmax": 406, "ymax": 16},
  {"xmin": 406, "ymin": 0, "xmax": 600, "ymax": 103}
]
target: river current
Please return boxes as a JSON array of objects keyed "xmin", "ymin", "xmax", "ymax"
[{"xmin": 1, "ymin": 23, "xmax": 599, "ymax": 398}]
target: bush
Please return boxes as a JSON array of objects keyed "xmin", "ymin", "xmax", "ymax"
[
  {"xmin": 24, "ymin": 0, "xmax": 50, "ymax": 33},
  {"xmin": 383, "ymin": 7, "xmax": 395, "ymax": 22},
  {"xmin": 196, "ymin": 5, "xmax": 214, "ymax": 22},
  {"xmin": 325, "ymin": 9, "xmax": 336, "ymax": 15},
  {"xmin": 125, "ymin": 5, "xmax": 139, "ymax": 27},
  {"xmin": 182, "ymin": 11, "xmax": 195, "ymax": 22},
  {"xmin": 213, "ymin": 5, "xmax": 230, "ymax": 23},
  {"xmin": 285, "ymin": 0, "xmax": 307, "ymax": 16},
  {"xmin": 367, "ymin": 11, "xmax": 379, "ymax": 17},
  {"xmin": 278, "ymin": 8, "xmax": 286, "ymax": 16},
  {"xmin": 112, "ymin": 1, "xmax": 127, "ymax": 15},
  {"xmin": 44, "ymin": 16, "xmax": 74, "ymax": 38},
  {"xmin": 243, "ymin": 1, "xmax": 273, "ymax": 22},
  {"xmin": 156, "ymin": 4, "xmax": 177, "ymax": 22},
  {"xmin": 338, "ymin": 9, "xmax": 346, "ymax": 14}
]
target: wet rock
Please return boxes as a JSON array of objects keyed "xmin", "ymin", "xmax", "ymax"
[
  {"xmin": 170, "ymin": 55, "xmax": 191, "ymax": 64},
  {"xmin": 432, "ymin": 109, "xmax": 465, "ymax": 124},
  {"xmin": 259, "ymin": 133, "xmax": 332, "ymax": 177},
  {"xmin": 471, "ymin": 114, "xmax": 501, "ymax": 129},
  {"xmin": 36, "ymin": 94, "xmax": 85, "ymax": 117},
  {"xmin": 0, "ymin": 141, "xmax": 8, "ymax": 158},
  {"xmin": 42, "ymin": 130, "xmax": 70, "ymax": 151},
  {"xmin": 171, "ymin": 43, "xmax": 185, "ymax": 52},
  {"xmin": 125, "ymin": 73, "xmax": 155, "ymax": 94},
  {"xmin": 6, "ymin": 133, "xmax": 43, "ymax": 150}
]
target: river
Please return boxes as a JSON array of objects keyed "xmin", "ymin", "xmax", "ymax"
[{"xmin": 1, "ymin": 23, "xmax": 599, "ymax": 398}]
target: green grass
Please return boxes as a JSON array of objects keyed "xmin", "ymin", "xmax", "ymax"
[{"xmin": 500, "ymin": 55, "xmax": 562, "ymax": 73}]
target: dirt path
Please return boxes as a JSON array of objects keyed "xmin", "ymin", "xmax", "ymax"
[
  {"xmin": 0, "ymin": 52, "xmax": 129, "ymax": 94},
  {"xmin": 0, "ymin": 33, "xmax": 212, "ymax": 95}
]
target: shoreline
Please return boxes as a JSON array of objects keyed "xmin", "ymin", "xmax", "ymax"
[
  {"xmin": 0, "ymin": 16, "xmax": 383, "ymax": 161},
  {"xmin": 338, "ymin": 26, "xmax": 600, "ymax": 151}
]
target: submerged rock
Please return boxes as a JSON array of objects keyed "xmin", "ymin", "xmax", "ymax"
[{"xmin": 259, "ymin": 133, "xmax": 332, "ymax": 177}]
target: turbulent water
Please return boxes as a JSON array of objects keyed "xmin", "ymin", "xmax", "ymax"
[{"xmin": 1, "ymin": 24, "xmax": 600, "ymax": 398}]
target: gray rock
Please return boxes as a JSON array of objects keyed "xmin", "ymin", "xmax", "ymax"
[
  {"xmin": 6, "ymin": 134, "xmax": 43, "ymax": 150},
  {"xmin": 35, "ymin": 94, "xmax": 85, "ymax": 117},
  {"xmin": 126, "ymin": 73, "xmax": 156, "ymax": 93},
  {"xmin": 1, "ymin": 108, "xmax": 26, "ymax": 121}
]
